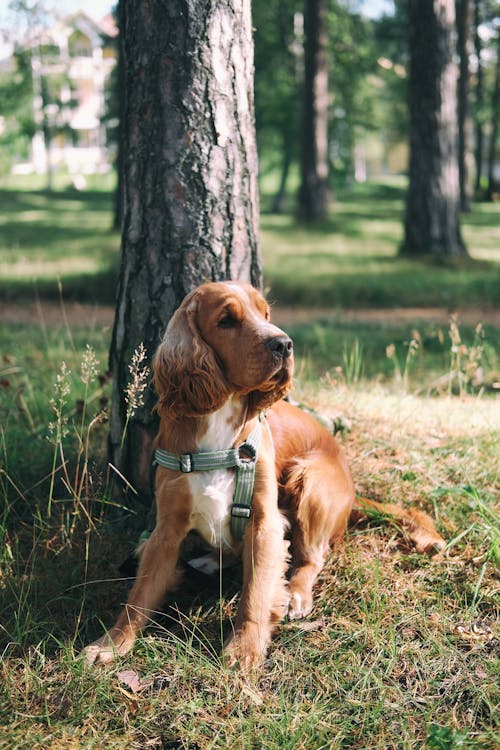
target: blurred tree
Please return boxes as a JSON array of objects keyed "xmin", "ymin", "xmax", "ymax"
[
  {"xmin": 0, "ymin": 49, "xmax": 35, "ymax": 172},
  {"xmin": 401, "ymin": 0, "xmax": 468, "ymax": 258},
  {"xmin": 109, "ymin": 0, "xmax": 262, "ymax": 500},
  {"xmin": 456, "ymin": 0, "xmax": 474, "ymax": 211},
  {"xmin": 101, "ymin": 4, "xmax": 124, "ymax": 230},
  {"xmin": 486, "ymin": 26, "xmax": 500, "ymax": 200},
  {"xmin": 253, "ymin": 0, "xmax": 301, "ymax": 212},
  {"xmin": 327, "ymin": 3, "xmax": 376, "ymax": 186},
  {"xmin": 298, "ymin": 0, "xmax": 329, "ymax": 220},
  {"xmin": 473, "ymin": 0, "xmax": 485, "ymax": 192}
]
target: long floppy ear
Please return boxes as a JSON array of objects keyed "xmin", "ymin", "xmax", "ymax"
[{"xmin": 153, "ymin": 297, "xmax": 230, "ymax": 418}]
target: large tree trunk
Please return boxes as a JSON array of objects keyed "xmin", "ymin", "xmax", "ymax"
[
  {"xmin": 298, "ymin": 0, "xmax": 329, "ymax": 221},
  {"xmin": 109, "ymin": 0, "xmax": 262, "ymax": 501},
  {"xmin": 401, "ymin": 0, "xmax": 468, "ymax": 258},
  {"xmin": 456, "ymin": 0, "xmax": 474, "ymax": 211}
]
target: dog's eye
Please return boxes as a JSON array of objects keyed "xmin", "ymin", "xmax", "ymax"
[{"xmin": 218, "ymin": 313, "xmax": 237, "ymax": 329}]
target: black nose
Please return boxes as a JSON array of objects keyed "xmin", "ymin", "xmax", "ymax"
[{"xmin": 267, "ymin": 335, "xmax": 293, "ymax": 359}]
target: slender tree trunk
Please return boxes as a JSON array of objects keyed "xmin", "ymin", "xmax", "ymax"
[
  {"xmin": 298, "ymin": 0, "xmax": 329, "ymax": 221},
  {"xmin": 486, "ymin": 30, "xmax": 500, "ymax": 200},
  {"xmin": 473, "ymin": 0, "xmax": 484, "ymax": 193},
  {"xmin": 401, "ymin": 0, "xmax": 467, "ymax": 258},
  {"xmin": 109, "ymin": 0, "xmax": 262, "ymax": 501},
  {"xmin": 272, "ymin": 132, "xmax": 292, "ymax": 213},
  {"xmin": 456, "ymin": 0, "xmax": 474, "ymax": 211}
]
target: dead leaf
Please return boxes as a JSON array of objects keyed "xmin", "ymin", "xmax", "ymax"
[{"xmin": 117, "ymin": 669, "xmax": 152, "ymax": 693}]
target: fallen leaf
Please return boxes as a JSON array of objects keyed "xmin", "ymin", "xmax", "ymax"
[{"xmin": 117, "ymin": 669, "xmax": 152, "ymax": 693}]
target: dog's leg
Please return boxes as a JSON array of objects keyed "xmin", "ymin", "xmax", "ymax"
[
  {"xmin": 351, "ymin": 497, "xmax": 445, "ymax": 553},
  {"xmin": 223, "ymin": 510, "xmax": 289, "ymax": 670},
  {"xmin": 84, "ymin": 511, "xmax": 190, "ymax": 665},
  {"xmin": 285, "ymin": 451, "xmax": 354, "ymax": 620}
]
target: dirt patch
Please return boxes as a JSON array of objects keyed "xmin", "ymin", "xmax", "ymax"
[{"xmin": 3, "ymin": 300, "xmax": 498, "ymax": 329}]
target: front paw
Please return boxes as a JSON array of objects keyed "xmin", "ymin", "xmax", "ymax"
[
  {"xmin": 82, "ymin": 629, "xmax": 135, "ymax": 666},
  {"xmin": 223, "ymin": 625, "xmax": 269, "ymax": 671},
  {"xmin": 287, "ymin": 588, "xmax": 313, "ymax": 620}
]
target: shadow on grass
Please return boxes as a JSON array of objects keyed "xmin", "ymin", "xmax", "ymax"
[{"xmin": 0, "ymin": 266, "xmax": 119, "ymax": 304}]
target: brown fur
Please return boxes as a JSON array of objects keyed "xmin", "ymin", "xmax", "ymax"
[{"xmin": 84, "ymin": 281, "xmax": 445, "ymax": 669}]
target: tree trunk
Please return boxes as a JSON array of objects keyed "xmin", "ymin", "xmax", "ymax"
[
  {"xmin": 272, "ymin": 132, "xmax": 292, "ymax": 213},
  {"xmin": 401, "ymin": 0, "xmax": 468, "ymax": 258},
  {"xmin": 456, "ymin": 0, "xmax": 474, "ymax": 211},
  {"xmin": 473, "ymin": 0, "xmax": 484, "ymax": 193},
  {"xmin": 486, "ymin": 30, "xmax": 500, "ymax": 200},
  {"xmin": 109, "ymin": 0, "xmax": 262, "ymax": 501},
  {"xmin": 298, "ymin": 0, "xmax": 329, "ymax": 221}
]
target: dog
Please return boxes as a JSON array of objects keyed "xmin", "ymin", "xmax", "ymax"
[{"xmin": 84, "ymin": 281, "xmax": 445, "ymax": 669}]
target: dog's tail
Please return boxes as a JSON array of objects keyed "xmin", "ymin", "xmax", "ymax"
[{"xmin": 351, "ymin": 497, "xmax": 446, "ymax": 554}]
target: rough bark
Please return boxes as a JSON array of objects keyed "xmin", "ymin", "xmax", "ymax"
[
  {"xmin": 456, "ymin": 0, "xmax": 474, "ymax": 211},
  {"xmin": 298, "ymin": 0, "xmax": 329, "ymax": 221},
  {"xmin": 109, "ymin": 0, "xmax": 262, "ymax": 501},
  {"xmin": 401, "ymin": 0, "xmax": 468, "ymax": 258}
]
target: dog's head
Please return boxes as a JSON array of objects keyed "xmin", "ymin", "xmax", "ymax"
[{"xmin": 153, "ymin": 281, "xmax": 294, "ymax": 418}]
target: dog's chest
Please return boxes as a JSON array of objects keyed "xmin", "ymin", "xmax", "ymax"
[{"xmin": 188, "ymin": 401, "xmax": 240, "ymax": 549}]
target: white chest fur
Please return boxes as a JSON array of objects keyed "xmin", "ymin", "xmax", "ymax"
[{"xmin": 188, "ymin": 399, "xmax": 242, "ymax": 550}]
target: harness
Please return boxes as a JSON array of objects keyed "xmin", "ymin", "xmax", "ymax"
[{"xmin": 153, "ymin": 416, "xmax": 263, "ymax": 541}]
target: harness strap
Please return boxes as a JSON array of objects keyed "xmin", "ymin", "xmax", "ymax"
[{"xmin": 153, "ymin": 417, "xmax": 263, "ymax": 541}]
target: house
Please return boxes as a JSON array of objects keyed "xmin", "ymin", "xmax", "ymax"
[{"xmin": 15, "ymin": 11, "xmax": 117, "ymax": 176}]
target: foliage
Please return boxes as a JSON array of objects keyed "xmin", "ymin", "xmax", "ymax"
[{"xmin": 0, "ymin": 49, "xmax": 35, "ymax": 172}]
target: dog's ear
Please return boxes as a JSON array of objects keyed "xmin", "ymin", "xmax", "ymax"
[{"xmin": 153, "ymin": 296, "xmax": 230, "ymax": 418}]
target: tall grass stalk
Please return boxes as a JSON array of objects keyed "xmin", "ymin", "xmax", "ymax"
[{"xmin": 120, "ymin": 343, "xmax": 150, "ymax": 449}]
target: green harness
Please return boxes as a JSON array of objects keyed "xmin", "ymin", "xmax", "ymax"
[{"xmin": 153, "ymin": 417, "xmax": 263, "ymax": 541}]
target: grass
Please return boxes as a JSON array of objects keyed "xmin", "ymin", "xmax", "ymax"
[
  {"xmin": 0, "ymin": 175, "xmax": 499, "ymax": 748},
  {"xmin": 261, "ymin": 181, "xmax": 500, "ymax": 309}
]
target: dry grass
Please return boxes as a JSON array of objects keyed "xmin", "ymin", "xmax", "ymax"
[{"xmin": 1, "ymin": 369, "xmax": 498, "ymax": 749}]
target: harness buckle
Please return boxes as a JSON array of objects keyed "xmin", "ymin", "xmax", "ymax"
[
  {"xmin": 179, "ymin": 453, "xmax": 193, "ymax": 473},
  {"xmin": 231, "ymin": 503, "xmax": 252, "ymax": 519},
  {"xmin": 236, "ymin": 441, "xmax": 257, "ymax": 468}
]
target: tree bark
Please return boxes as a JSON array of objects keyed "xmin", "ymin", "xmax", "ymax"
[
  {"xmin": 298, "ymin": 0, "xmax": 329, "ymax": 221},
  {"xmin": 109, "ymin": 0, "xmax": 262, "ymax": 501},
  {"xmin": 456, "ymin": 0, "xmax": 474, "ymax": 211},
  {"xmin": 401, "ymin": 0, "xmax": 468, "ymax": 258}
]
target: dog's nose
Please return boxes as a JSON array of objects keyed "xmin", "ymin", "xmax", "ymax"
[{"xmin": 267, "ymin": 335, "xmax": 293, "ymax": 359}]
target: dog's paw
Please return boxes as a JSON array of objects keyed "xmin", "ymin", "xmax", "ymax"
[
  {"xmin": 223, "ymin": 626, "xmax": 269, "ymax": 671},
  {"xmin": 287, "ymin": 590, "xmax": 313, "ymax": 620},
  {"xmin": 82, "ymin": 630, "xmax": 134, "ymax": 666}
]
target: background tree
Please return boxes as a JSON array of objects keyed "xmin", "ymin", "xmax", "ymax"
[
  {"xmin": 298, "ymin": 0, "xmax": 329, "ymax": 220},
  {"xmin": 456, "ymin": 0, "xmax": 474, "ymax": 210},
  {"xmin": 0, "ymin": 49, "xmax": 35, "ymax": 172},
  {"xmin": 401, "ymin": 0, "xmax": 468, "ymax": 258},
  {"xmin": 253, "ymin": 0, "xmax": 301, "ymax": 212},
  {"xmin": 110, "ymin": 0, "xmax": 262, "ymax": 500},
  {"xmin": 485, "ymin": 26, "xmax": 500, "ymax": 200}
]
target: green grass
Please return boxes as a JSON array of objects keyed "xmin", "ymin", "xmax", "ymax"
[
  {"xmin": 261, "ymin": 181, "xmax": 500, "ymax": 309},
  {"xmin": 0, "ymin": 176, "xmax": 499, "ymax": 749},
  {"xmin": 1, "ymin": 175, "xmax": 499, "ymax": 308},
  {"xmin": 0, "ymin": 174, "xmax": 119, "ymax": 303}
]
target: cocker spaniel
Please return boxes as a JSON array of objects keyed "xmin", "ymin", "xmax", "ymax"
[{"xmin": 85, "ymin": 281, "xmax": 444, "ymax": 669}]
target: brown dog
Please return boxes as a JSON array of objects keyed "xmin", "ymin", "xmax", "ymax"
[{"xmin": 84, "ymin": 281, "xmax": 444, "ymax": 668}]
